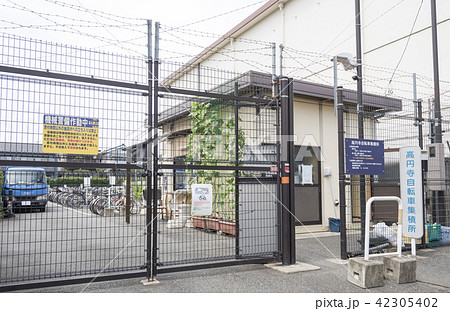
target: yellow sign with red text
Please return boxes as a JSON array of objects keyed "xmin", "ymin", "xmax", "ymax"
[{"xmin": 43, "ymin": 114, "xmax": 99, "ymax": 155}]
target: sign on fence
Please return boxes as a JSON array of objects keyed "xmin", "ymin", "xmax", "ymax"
[
  {"xmin": 191, "ymin": 184, "xmax": 213, "ymax": 216},
  {"xmin": 345, "ymin": 138, "xmax": 384, "ymax": 175},
  {"xmin": 43, "ymin": 114, "xmax": 99, "ymax": 155},
  {"xmin": 400, "ymin": 146, "xmax": 424, "ymax": 238},
  {"xmin": 83, "ymin": 177, "xmax": 91, "ymax": 187}
]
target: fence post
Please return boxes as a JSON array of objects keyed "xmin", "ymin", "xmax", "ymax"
[
  {"xmin": 234, "ymin": 81, "xmax": 241, "ymax": 258},
  {"xmin": 280, "ymin": 76, "xmax": 295, "ymax": 265},
  {"xmin": 274, "ymin": 77, "xmax": 282, "ymax": 258},
  {"xmin": 337, "ymin": 86, "xmax": 347, "ymax": 259},
  {"xmin": 146, "ymin": 19, "xmax": 154, "ymax": 281},
  {"xmin": 151, "ymin": 21, "xmax": 160, "ymax": 279},
  {"xmin": 126, "ymin": 168, "xmax": 131, "ymax": 224}
]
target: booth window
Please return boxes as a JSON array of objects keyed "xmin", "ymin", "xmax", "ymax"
[
  {"xmin": 293, "ymin": 146, "xmax": 320, "ymax": 185},
  {"xmin": 173, "ymin": 157, "xmax": 186, "ymax": 190}
]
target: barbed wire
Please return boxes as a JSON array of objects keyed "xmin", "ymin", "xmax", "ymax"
[
  {"xmin": 43, "ymin": 0, "xmax": 147, "ymax": 22},
  {"xmin": 2, "ymin": 1, "xmax": 146, "ymax": 54},
  {"xmin": 2, "ymin": 0, "xmax": 449, "ymax": 106},
  {"xmin": 1, "ymin": 2, "xmax": 146, "ymax": 32},
  {"xmin": 280, "ymin": 45, "xmax": 450, "ymax": 101},
  {"xmin": 160, "ymin": 0, "xmax": 265, "ymax": 33},
  {"xmin": 159, "ymin": 26, "xmax": 273, "ymax": 73}
]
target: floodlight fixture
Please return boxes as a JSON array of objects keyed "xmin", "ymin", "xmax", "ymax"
[{"xmin": 334, "ymin": 53, "xmax": 358, "ymax": 71}]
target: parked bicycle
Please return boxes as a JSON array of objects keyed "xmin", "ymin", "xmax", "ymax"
[{"xmin": 48, "ymin": 186, "xmax": 142, "ymax": 216}]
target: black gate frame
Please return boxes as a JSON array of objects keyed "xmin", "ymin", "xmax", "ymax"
[
  {"xmin": 0, "ymin": 21, "xmax": 297, "ymax": 291},
  {"xmin": 0, "ymin": 66, "xmax": 149, "ymax": 292},
  {"xmin": 146, "ymin": 60, "xmax": 297, "ymax": 278}
]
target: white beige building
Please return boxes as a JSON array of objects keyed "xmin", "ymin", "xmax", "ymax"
[{"xmin": 159, "ymin": 0, "xmax": 449, "ymax": 231}]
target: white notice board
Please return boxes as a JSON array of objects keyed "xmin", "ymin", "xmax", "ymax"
[
  {"xmin": 191, "ymin": 184, "xmax": 213, "ymax": 216},
  {"xmin": 301, "ymin": 164, "xmax": 313, "ymax": 185},
  {"xmin": 83, "ymin": 177, "xmax": 91, "ymax": 187}
]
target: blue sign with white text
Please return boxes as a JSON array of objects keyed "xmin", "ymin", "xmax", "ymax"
[{"xmin": 345, "ymin": 138, "xmax": 384, "ymax": 175}]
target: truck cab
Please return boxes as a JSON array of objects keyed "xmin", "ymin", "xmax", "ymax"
[{"xmin": 2, "ymin": 167, "xmax": 48, "ymax": 213}]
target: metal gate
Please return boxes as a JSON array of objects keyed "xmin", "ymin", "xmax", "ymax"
[
  {"xmin": 148, "ymin": 43, "xmax": 283, "ymax": 277},
  {"xmin": 0, "ymin": 32, "xmax": 150, "ymax": 289},
  {"xmin": 0, "ymin": 23, "xmax": 294, "ymax": 290}
]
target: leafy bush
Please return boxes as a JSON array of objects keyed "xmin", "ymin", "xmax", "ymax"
[
  {"xmin": 186, "ymin": 101, "xmax": 245, "ymax": 222},
  {"xmin": 48, "ymin": 176, "xmax": 110, "ymax": 188}
]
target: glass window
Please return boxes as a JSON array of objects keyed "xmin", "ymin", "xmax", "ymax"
[
  {"xmin": 6, "ymin": 170, "xmax": 46, "ymax": 185},
  {"xmin": 294, "ymin": 146, "xmax": 320, "ymax": 185},
  {"xmin": 173, "ymin": 157, "xmax": 186, "ymax": 190}
]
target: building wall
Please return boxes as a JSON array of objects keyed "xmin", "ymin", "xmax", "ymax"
[
  {"xmin": 162, "ymin": 0, "xmax": 450, "ymax": 228},
  {"xmin": 293, "ymin": 98, "xmax": 339, "ymax": 225}
]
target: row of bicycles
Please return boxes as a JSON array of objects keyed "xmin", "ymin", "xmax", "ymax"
[{"xmin": 48, "ymin": 187, "xmax": 145, "ymax": 216}]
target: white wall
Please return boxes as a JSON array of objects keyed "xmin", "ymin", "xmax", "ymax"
[
  {"xmin": 293, "ymin": 98, "xmax": 339, "ymax": 225},
  {"xmin": 200, "ymin": 0, "xmax": 450, "ymax": 105}
]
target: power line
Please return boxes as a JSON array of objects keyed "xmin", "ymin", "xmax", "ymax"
[
  {"xmin": 161, "ymin": 0, "xmax": 266, "ymax": 33},
  {"xmin": 386, "ymin": 0, "xmax": 424, "ymax": 89}
]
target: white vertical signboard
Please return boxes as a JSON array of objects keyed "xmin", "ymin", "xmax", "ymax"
[
  {"xmin": 191, "ymin": 184, "xmax": 213, "ymax": 216},
  {"xmin": 400, "ymin": 146, "xmax": 423, "ymax": 238}
]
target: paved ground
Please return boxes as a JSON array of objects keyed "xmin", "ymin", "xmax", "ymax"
[
  {"xmin": 0, "ymin": 202, "xmax": 147, "ymax": 283},
  {"xmin": 13, "ymin": 232, "xmax": 450, "ymax": 294}
]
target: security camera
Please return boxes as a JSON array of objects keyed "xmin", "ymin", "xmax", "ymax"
[
  {"xmin": 334, "ymin": 200, "xmax": 339, "ymax": 206},
  {"xmin": 352, "ymin": 75, "xmax": 359, "ymax": 81}
]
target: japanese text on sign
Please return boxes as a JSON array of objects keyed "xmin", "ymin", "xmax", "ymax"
[
  {"xmin": 400, "ymin": 146, "xmax": 423, "ymax": 238},
  {"xmin": 345, "ymin": 138, "xmax": 385, "ymax": 175},
  {"xmin": 191, "ymin": 184, "xmax": 213, "ymax": 216},
  {"xmin": 43, "ymin": 114, "xmax": 99, "ymax": 155}
]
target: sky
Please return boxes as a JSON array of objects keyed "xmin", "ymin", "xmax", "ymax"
[{"xmin": 0, "ymin": 0, "xmax": 268, "ymax": 59}]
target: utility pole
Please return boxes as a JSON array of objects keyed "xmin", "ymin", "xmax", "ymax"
[
  {"xmin": 430, "ymin": 0, "xmax": 446, "ymax": 224},
  {"xmin": 431, "ymin": 0, "xmax": 442, "ymax": 143}
]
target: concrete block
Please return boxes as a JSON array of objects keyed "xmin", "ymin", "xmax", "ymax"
[
  {"xmin": 265, "ymin": 261, "xmax": 321, "ymax": 274},
  {"xmin": 103, "ymin": 208, "xmax": 115, "ymax": 217},
  {"xmin": 383, "ymin": 255, "xmax": 417, "ymax": 284},
  {"xmin": 347, "ymin": 257, "xmax": 384, "ymax": 288},
  {"xmin": 140, "ymin": 279, "xmax": 159, "ymax": 286}
]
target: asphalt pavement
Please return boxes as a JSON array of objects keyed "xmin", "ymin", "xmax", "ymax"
[{"xmin": 13, "ymin": 231, "xmax": 450, "ymax": 294}]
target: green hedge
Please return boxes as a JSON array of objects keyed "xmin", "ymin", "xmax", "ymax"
[{"xmin": 48, "ymin": 177, "xmax": 110, "ymax": 188}]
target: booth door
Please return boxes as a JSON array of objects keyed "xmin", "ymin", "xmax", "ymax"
[{"xmin": 293, "ymin": 146, "xmax": 322, "ymax": 225}]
